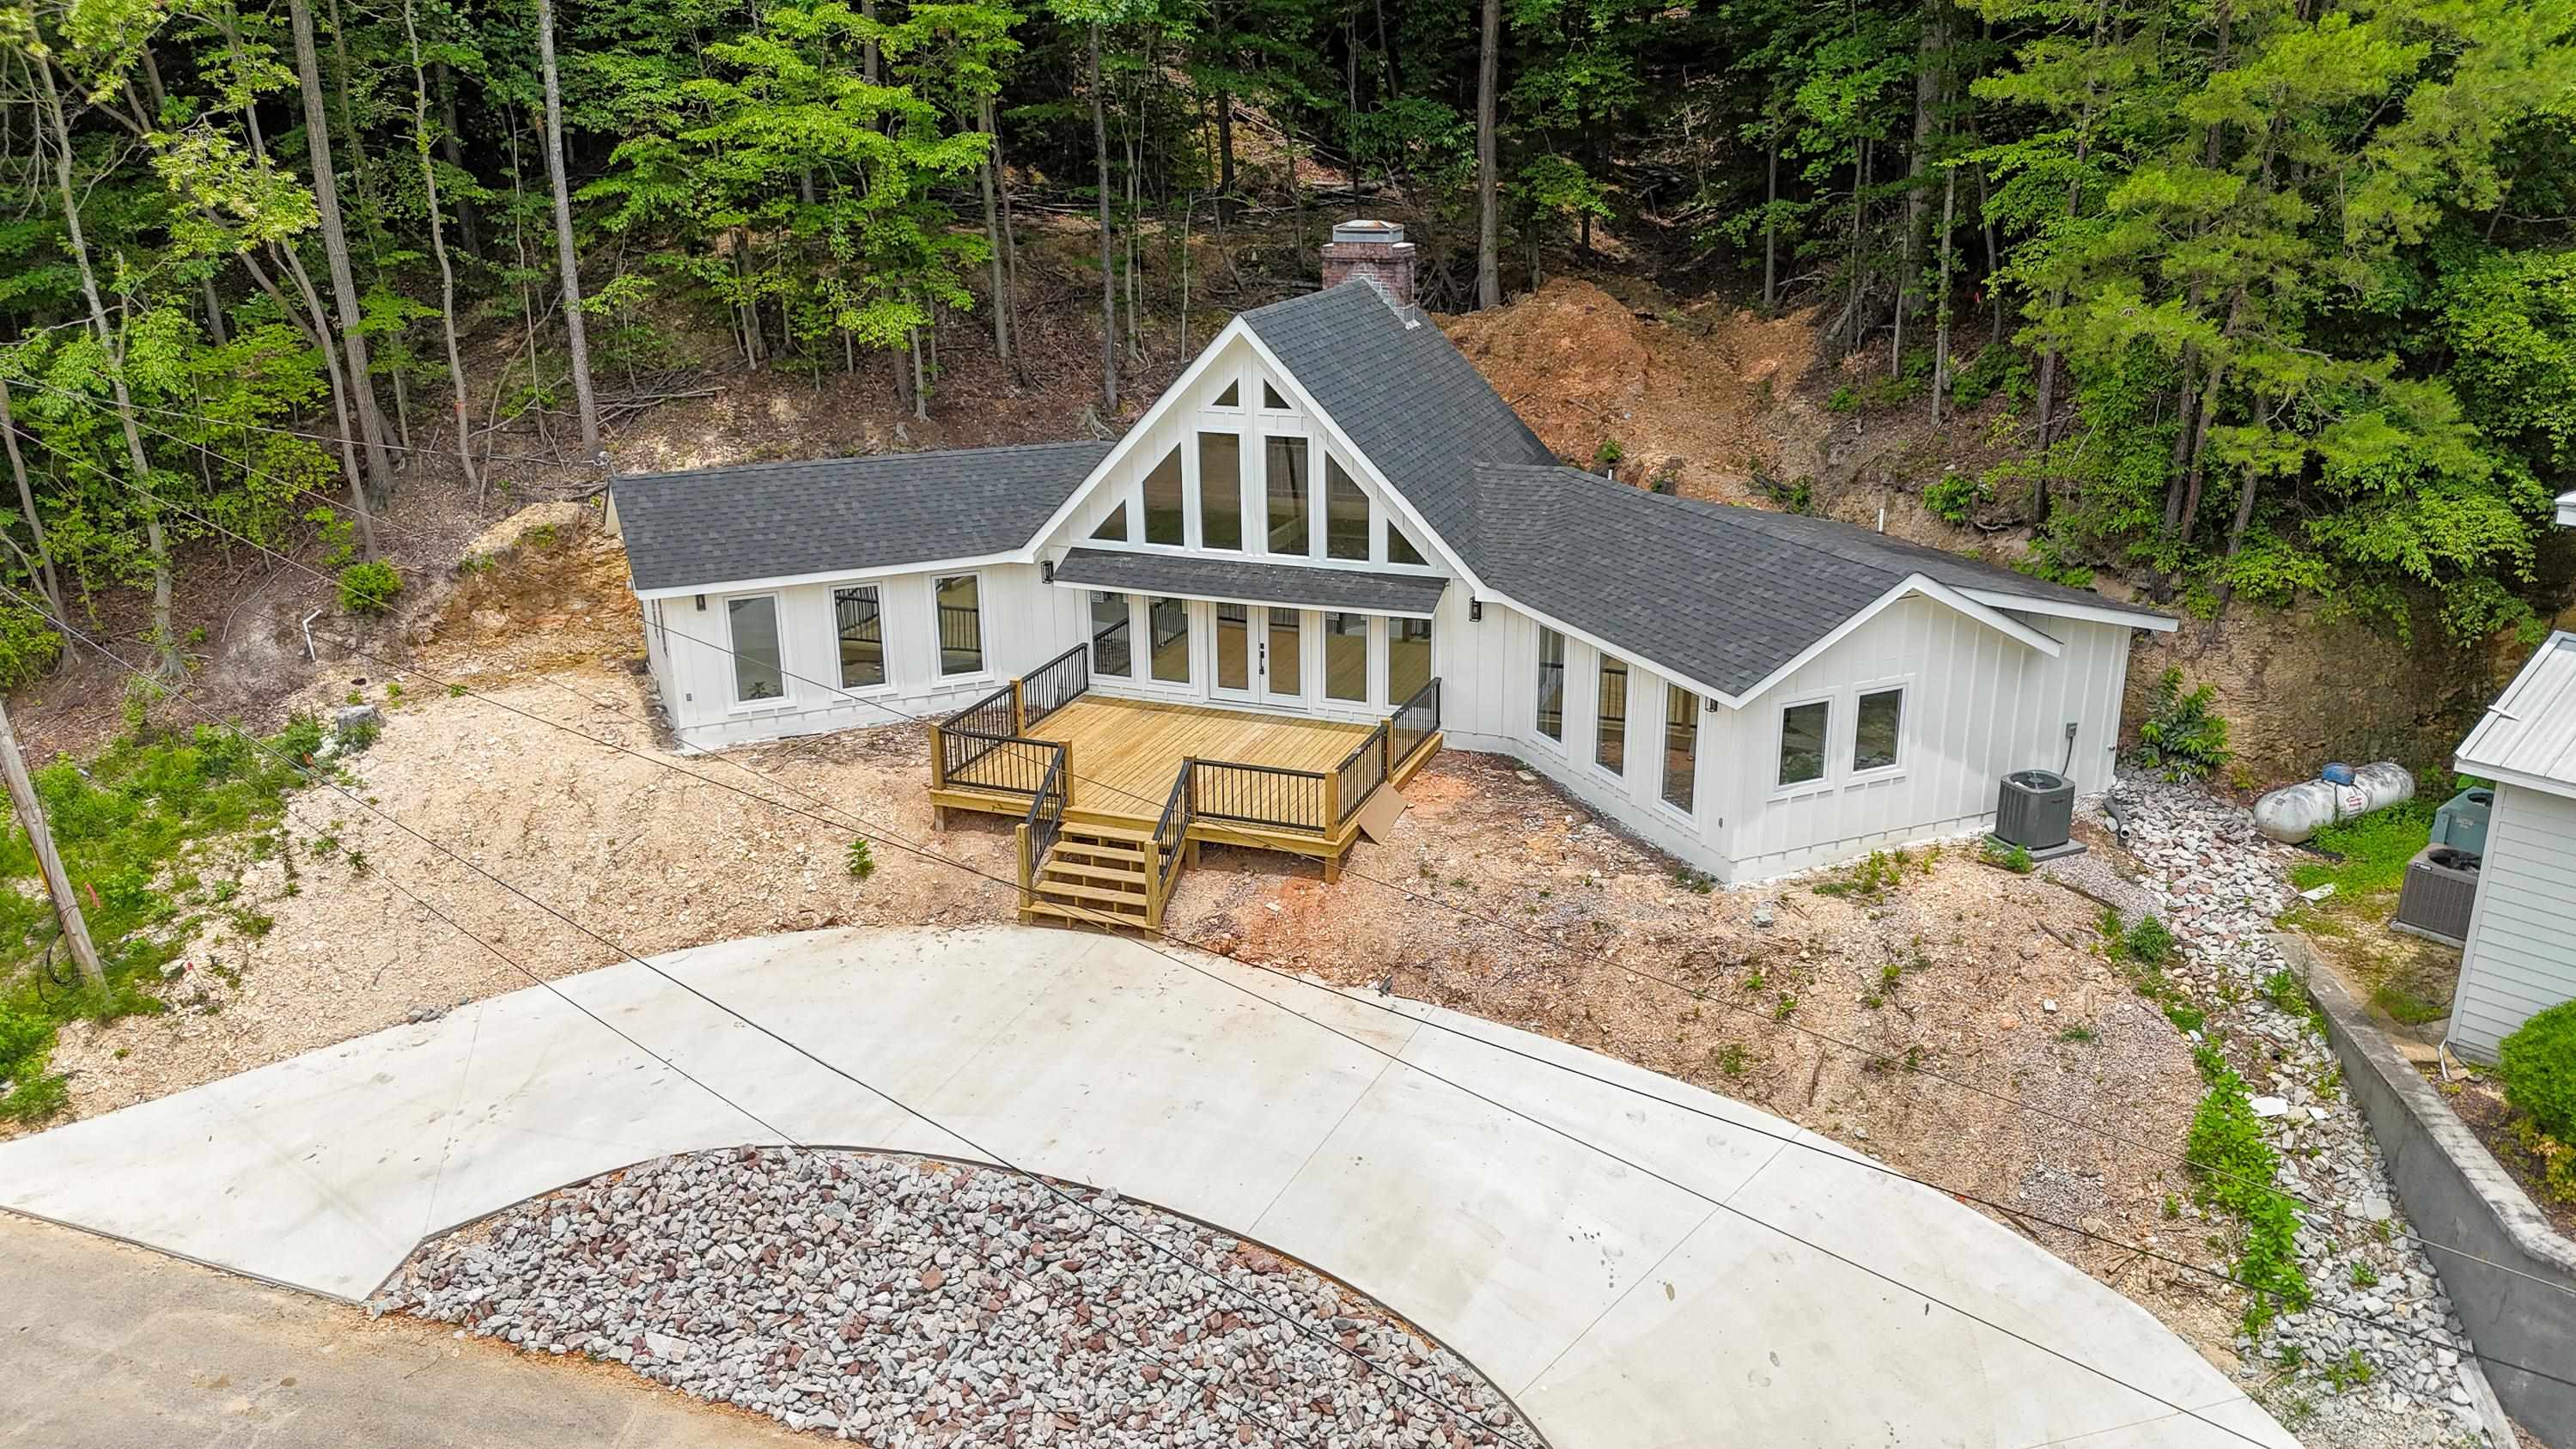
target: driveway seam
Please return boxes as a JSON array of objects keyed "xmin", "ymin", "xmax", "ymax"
[{"xmin": 1246, "ymin": 1045, "xmax": 1411, "ymax": 1238}]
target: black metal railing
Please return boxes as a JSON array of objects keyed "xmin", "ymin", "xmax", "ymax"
[
  {"xmin": 1020, "ymin": 742, "xmax": 1069, "ymax": 902},
  {"xmin": 1391, "ymin": 675, "xmax": 1442, "ymax": 770},
  {"xmin": 1021, "ymin": 642, "xmax": 1090, "ymax": 728},
  {"xmin": 1191, "ymin": 759, "xmax": 1330, "ymax": 834},
  {"xmin": 936, "ymin": 683, "xmax": 1018, "ymax": 782},
  {"xmin": 1334, "ymin": 721, "xmax": 1390, "ymax": 826},
  {"xmin": 1090, "ymin": 615, "xmax": 1131, "ymax": 678},
  {"xmin": 1148, "ymin": 760, "xmax": 1197, "ymax": 912},
  {"xmin": 943, "ymin": 734, "xmax": 1060, "ymax": 798}
]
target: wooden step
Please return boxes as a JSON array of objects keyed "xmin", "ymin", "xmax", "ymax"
[
  {"xmin": 1020, "ymin": 899, "xmax": 1143, "ymax": 929},
  {"xmin": 1060, "ymin": 822, "xmax": 1158, "ymax": 844},
  {"xmin": 1055, "ymin": 837, "xmax": 1148, "ymax": 860},
  {"xmin": 1035, "ymin": 880, "xmax": 1151, "ymax": 908},
  {"xmin": 1041, "ymin": 859, "xmax": 1150, "ymax": 886}
]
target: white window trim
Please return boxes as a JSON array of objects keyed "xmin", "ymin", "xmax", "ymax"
[
  {"xmin": 1769, "ymin": 688, "xmax": 1838, "ymax": 801},
  {"xmin": 930, "ymin": 571, "xmax": 993, "ymax": 682},
  {"xmin": 1319, "ymin": 611, "xmax": 1373, "ymax": 707},
  {"xmin": 1258, "ymin": 425, "xmax": 1319, "ymax": 560},
  {"xmin": 829, "ymin": 582, "xmax": 895, "ymax": 695},
  {"xmin": 1192, "ymin": 427, "xmax": 1248, "ymax": 554},
  {"xmin": 1846, "ymin": 676, "xmax": 1915, "ymax": 786},
  {"xmin": 1087, "ymin": 590, "xmax": 1138, "ymax": 685},
  {"xmin": 1531, "ymin": 626, "xmax": 1569, "ymax": 752},
  {"xmin": 1140, "ymin": 594, "xmax": 1197, "ymax": 691},
  {"xmin": 722, "ymin": 591, "xmax": 794, "ymax": 713},
  {"xmin": 1592, "ymin": 648, "xmax": 1633, "ymax": 782},
  {"xmin": 1657, "ymin": 681, "xmax": 1702, "ymax": 821}
]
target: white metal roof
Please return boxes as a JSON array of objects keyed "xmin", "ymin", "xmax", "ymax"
[{"xmin": 2457, "ymin": 631, "xmax": 2576, "ymax": 798}]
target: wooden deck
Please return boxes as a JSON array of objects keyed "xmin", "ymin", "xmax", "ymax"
[{"xmin": 940, "ymin": 695, "xmax": 1375, "ymax": 830}]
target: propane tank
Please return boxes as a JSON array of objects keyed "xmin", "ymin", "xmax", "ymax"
[{"xmin": 2253, "ymin": 762, "xmax": 2416, "ymax": 844}]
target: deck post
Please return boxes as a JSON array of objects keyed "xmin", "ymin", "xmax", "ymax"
[
  {"xmin": 1010, "ymin": 679, "xmax": 1026, "ymax": 734},
  {"xmin": 1323, "ymin": 849, "xmax": 1342, "ymax": 884},
  {"xmin": 927, "ymin": 721, "xmax": 947, "ymax": 788},
  {"xmin": 1325, "ymin": 772, "xmax": 1341, "ymax": 832},
  {"xmin": 1014, "ymin": 823, "xmax": 1034, "ymax": 909},
  {"xmin": 1383, "ymin": 717, "xmax": 1395, "ymax": 776}
]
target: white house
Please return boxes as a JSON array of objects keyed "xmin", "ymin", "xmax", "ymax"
[
  {"xmin": 2445, "ymin": 636, "xmax": 2576, "ymax": 1062},
  {"xmin": 609, "ymin": 221, "xmax": 2176, "ymax": 919}
]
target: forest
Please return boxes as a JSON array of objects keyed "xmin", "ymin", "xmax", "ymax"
[{"xmin": 1, "ymin": 0, "xmax": 2572, "ymax": 689}]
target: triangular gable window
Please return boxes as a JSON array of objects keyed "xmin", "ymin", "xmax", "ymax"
[
  {"xmin": 1387, "ymin": 520, "xmax": 1428, "ymax": 567},
  {"xmin": 1262, "ymin": 381, "xmax": 1289, "ymax": 410},
  {"xmin": 1211, "ymin": 381, "xmax": 1239, "ymax": 407},
  {"xmin": 1090, "ymin": 501, "xmax": 1130, "ymax": 542}
]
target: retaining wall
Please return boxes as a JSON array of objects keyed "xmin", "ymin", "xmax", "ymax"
[{"xmin": 2286, "ymin": 935, "xmax": 2576, "ymax": 1445}]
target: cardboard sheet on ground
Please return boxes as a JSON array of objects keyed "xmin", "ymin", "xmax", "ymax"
[{"xmin": 1354, "ymin": 786, "xmax": 1407, "ymax": 842}]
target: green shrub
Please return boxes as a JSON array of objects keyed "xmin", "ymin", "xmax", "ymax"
[
  {"xmin": 2186, "ymin": 1044, "xmax": 2312, "ymax": 1330},
  {"xmin": 2500, "ymin": 1000, "xmax": 2576, "ymax": 1139},
  {"xmin": 0, "ymin": 600, "xmax": 62, "ymax": 689},
  {"xmin": 2125, "ymin": 916, "xmax": 2175, "ymax": 967},
  {"xmin": 338, "ymin": 560, "xmax": 405, "ymax": 617},
  {"xmin": 1924, "ymin": 471, "xmax": 1988, "ymax": 524},
  {"xmin": 845, "ymin": 837, "xmax": 875, "ymax": 881},
  {"xmin": 2129, "ymin": 668, "xmax": 2232, "ymax": 781}
]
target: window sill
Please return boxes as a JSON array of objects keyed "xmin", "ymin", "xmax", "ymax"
[
  {"xmin": 1845, "ymin": 766, "xmax": 1908, "ymax": 789},
  {"xmin": 728, "ymin": 697, "xmax": 800, "ymax": 716},
  {"xmin": 1768, "ymin": 779, "xmax": 1834, "ymax": 804}
]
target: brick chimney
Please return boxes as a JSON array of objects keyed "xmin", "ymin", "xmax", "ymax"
[{"xmin": 1320, "ymin": 219, "xmax": 1417, "ymax": 310}]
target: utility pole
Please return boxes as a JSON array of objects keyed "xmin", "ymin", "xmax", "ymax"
[{"xmin": 0, "ymin": 697, "xmax": 105, "ymax": 990}]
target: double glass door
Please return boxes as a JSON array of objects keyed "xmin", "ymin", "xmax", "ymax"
[{"xmin": 1213, "ymin": 604, "xmax": 1305, "ymax": 705}]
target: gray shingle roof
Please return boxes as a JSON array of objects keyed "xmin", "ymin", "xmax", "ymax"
[
  {"xmin": 1465, "ymin": 464, "xmax": 2156, "ymax": 698},
  {"xmin": 1241, "ymin": 283, "xmax": 1558, "ymax": 573},
  {"xmin": 1054, "ymin": 547, "xmax": 1447, "ymax": 616},
  {"xmin": 612, "ymin": 441, "xmax": 1113, "ymax": 592}
]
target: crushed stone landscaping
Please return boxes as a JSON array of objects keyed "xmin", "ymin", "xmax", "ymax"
[
  {"xmin": 375, "ymin": 1147, "xmax": 1533, "ymax": 1448},
  {"xmin": 2098, "ymin": 776, "xmax": 2498, "ymax": 1448}
]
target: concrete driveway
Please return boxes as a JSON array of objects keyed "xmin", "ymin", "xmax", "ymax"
[{"xmin": 0, "ymin": 925, "xmax": 2293, "ymax": 1448}]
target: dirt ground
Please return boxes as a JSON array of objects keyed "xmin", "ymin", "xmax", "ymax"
[
  {"xmin": 18, "ymin": 519, "xmax": 2250, "ymax": 1373},
  {"xmin": 1441, "ymin": 276, "xmax": 1828, "ymax": 502}
]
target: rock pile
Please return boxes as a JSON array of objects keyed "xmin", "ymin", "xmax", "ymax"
[
  {"xmin": 377, "ymin": 1148, "xmax": 1532, "ymax": 1447},
  {"xmin": 2093, "ymin": 775, "xmax": 2494, "ymax": 1446}
]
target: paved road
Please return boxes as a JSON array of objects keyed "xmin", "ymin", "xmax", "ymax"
[
  {"xmin": 0, "ymin": 1212, "xmax": 795, "ymax": 1448},
  {"xmin": 0, "ymin": 925, "xmax": 2294, "ymax": 1448}
]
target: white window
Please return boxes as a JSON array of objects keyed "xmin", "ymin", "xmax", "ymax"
[
  {"xmin": 1210, "ymin": 379, "xmax": 1240, "ymax": 408},
  {"xmin": 934, "ymin": 574, "xmax": 983, "ymax": 676},
  {"xmin": 1596, "ymin": 654, "xmax": 1629, "ymax": 775},
  {"xmin": 1534, "ymin": 627, "xmax": 1566, "ymax": 741},
  {"xmin": 1661, "ymin": 684, "xmax": 1698, "ymax": 813},
  {"xmin": 1148, "ymin": 596, "xmax": 1191, "ymax": 684},
  {"xmin": 1776, "ymin": 697, "xmax": 1831, "ymax": 789},
  {"xmin": 1141, "ymin": 447, "xmax": 1184, "ymax": 546},
  {"xmin": 1854, "ymin": 686, "xmax": 1906, "ymax": 775},
  {"xmin": 833, "ymin": 586, "xmax": 884, "ymax": 689},
  {"xmin": 728, "ymin": 594, "xmax": 786, "ymax": 703},
  {"xmin": 1090, "ymin": 592, "xmax": 1132, "ymax": 679},
  {"xmin": 1386, "ymin": 617, "xmax": 1433, "ymax": 703},
  {"xmin": 1325, "ymin": 457, "xmax": 1370, "ymax": 561},
  {"xmin": 1197, "ymin": 433, "xmax": 1243, "ymax": 550},
  {"xmin": 1261, "ymin": 380, "xmax": 1290, "ymax": 411},
  {"xmin": 1264, "ymin": 436, "xmax": 1311, "ymax": 555},
  {"xmin": 1324, "ymin": 612, "xmax": 1368, "ymax": 702}
]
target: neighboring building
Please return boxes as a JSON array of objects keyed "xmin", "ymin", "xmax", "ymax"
[
  {"xmin": 2559, "ymin": 489, "xmax": 2576, "ymax": 528},
  {"xmin": 609, "ymin": 221, "xmax": 2174, "ymax": 905},
  {"xmin": 2445, "ymin": 631, "xmax": 2576, "ymax": 1062}
]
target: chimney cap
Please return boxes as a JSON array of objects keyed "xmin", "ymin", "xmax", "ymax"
[{"xmin": 1330, "ymin": 218, "xmax": 1407, "ymax": 247}]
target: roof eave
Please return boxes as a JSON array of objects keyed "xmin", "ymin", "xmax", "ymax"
[
  {"xmin": 1957, "ymin": 588, "xmax": 2179, "ymax": 633},
  {"xmin": 633, "ymin": 549, "xmax": 1026, "ymax": 600},
  {"xmin": 1726, "ymin": 575, "xmax": 2064, "ymax": 709}
]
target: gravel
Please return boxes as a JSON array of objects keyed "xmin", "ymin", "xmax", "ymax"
[
  {"xmin": 2090, "ymin": 774, "xmax": 2498, "ymax": 1449},
  {"xmin": 375, "ymin": 1148, "xmax": 1534, "ymax": 1448}
]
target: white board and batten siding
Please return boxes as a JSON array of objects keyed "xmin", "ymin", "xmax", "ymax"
[
  {"xmin": 2446, "ymin": 784, "xmax": 2576, "ymax": 1062},
  {"xmin": 1439, "ymin": 592, "xmax": 2135, "ymax": 885},
  {"xmin": 2445, "ymin": 631, "xmax": 2576, "ymax": 1062},
  {"xmin": 649, "ymin": 563, "xmax": 1081, "ymax": 752}
]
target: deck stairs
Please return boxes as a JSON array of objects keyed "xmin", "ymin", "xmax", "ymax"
[{"xmin": 1020, "ymin": 823, "xmax": 1167, "ymax": 929}]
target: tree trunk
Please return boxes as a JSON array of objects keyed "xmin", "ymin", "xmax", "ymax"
[
  {"xmin": 289, "ymin": 0, "xmax": 390, "ymax": 557},
  {"xmin": 38, "ymin": 58, "xmax": 183, "ymax": 679},
  {"xmin": 1474, "ymin": 0, "xmax": 1501, "ymax": 310},
  {"xmin": 534, "ymin": 0, "xmax": 602, "ymax": 459},
  {"xmin": 1213, "ymin": 2, "xmax": 1235, "ymax": 200},
  {"xmin": 0, "ymin": 376, "xmax": 63, "ymax": 618},
  {"xmin": 1932, "ymin": 166, "xmax": 1955, "ymax": 430},
  {"xmin": 862, "ymin": 0, "xmax": 880, "ymax": 82},
  {"xmin": 1088, "ymin": 24, "xmax": 1117, "ymax": 414},
  {"xmin": 1900, "ymin": 3, "xmax": 1947, "ymax": 333},
  {"xmin": 0, "ymin": 696, "xmax": 106, "ymax": 991},
  {"xmin": 200, "ymin": 275, "xmax": 229, "ymax": 348},
  {"xmin": 435, "ymin": 61, "xmax": 482, "ymax": 258},
  {"xmin": 977, "ymin": 98, "xmax": 1012, "ymax": 365},
  {"xmin": 405, "ymin": 0, "xmax": 480, "ymax": 498},
  {"xmin": 1762, "ymin": 112, "xmax": 1781, "ymax": 314}
]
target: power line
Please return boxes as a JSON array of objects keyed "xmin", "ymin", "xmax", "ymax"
[
  {"xmin": 31, "ymin": 387, "xmax": 2574, "ymax": 1309},
  {"xmin": 20, "ymin": 589, "xmax": 2298, "ymax": 1449},
  {"xmin": 15, "ymin": 594, "xmax": 1529, "ymax": 1449}
]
